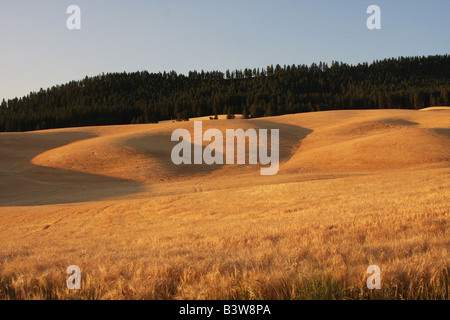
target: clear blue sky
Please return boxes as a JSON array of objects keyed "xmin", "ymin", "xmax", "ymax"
[{"xmin": 0, "ymin": 0, "xmax": 449, "ymax": 101}]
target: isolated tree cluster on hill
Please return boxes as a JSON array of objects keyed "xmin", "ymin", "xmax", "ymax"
[{"xmin": 0, "ymin": 54, "xmax": 449, "ymax": 132}]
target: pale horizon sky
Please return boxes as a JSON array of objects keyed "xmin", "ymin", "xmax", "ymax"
[{"xmin": 1, "ymin": 0, "xmax": 449, "ymax": 101}]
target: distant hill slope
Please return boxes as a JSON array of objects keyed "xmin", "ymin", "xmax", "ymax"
[
  {"xmin": 1, "ymin": 109, "xmax": 443, "ymax": 185},
  {"xmin": 0, "ymin": 108, "xmax": 449, "ymax": 206}
]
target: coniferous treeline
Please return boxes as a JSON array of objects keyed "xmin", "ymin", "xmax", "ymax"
[{"xmin": 0, "ymin": 54, "xmax": 449, "ymax": 132}]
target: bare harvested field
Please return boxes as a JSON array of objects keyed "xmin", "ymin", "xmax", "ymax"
[{"xmin": 0, "ymin": 108, "xmax": 449, "ymax": 299}]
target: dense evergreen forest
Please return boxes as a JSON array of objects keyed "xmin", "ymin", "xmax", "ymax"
[{"xmin": 1, "ymin": 54, "xmax": 449, "ymax": 132}]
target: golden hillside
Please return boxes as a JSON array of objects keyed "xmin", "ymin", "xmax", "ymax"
[{"xmin": 0, "ymin": 109, "xmax": 449, "ymax": 299}]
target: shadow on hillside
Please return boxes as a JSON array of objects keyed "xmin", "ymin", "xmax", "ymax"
[
  {"xmin": 383, "ymin": 118, "xmax": 419, "ymax": 126},
  {"xmin": 0, "ymin": 131, "xmax": 145, "ymax": 207},
  {"xmin": 126, "ymin": 134, "xmax": 226, "ymax": 179},
  {"xmin": 433, "ymin": 128, "xmax": 450, "ymax": 136},
  {"xmin": 0, "ymin": 168, "xmax": 144, "ymax": 207},
  {"xmin": 250, "ymin": 119, "xmax": 313, "ymax": 162},
  {"xmin": 126, "ymin": 120, "xmax": 313, "ymax": 178},
  {"xmin": 0, "ymin": 121, "xmax": 313, "ymax": 206}
]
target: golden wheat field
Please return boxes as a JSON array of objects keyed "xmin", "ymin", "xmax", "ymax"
[{"xmin": 0, "ymin": 108, "xmax": 449, "ymax": 300}]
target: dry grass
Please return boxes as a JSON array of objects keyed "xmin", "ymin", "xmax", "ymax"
[{"xmin": 0, "ymin": 109, "xmax": 449, "ymax": 300}]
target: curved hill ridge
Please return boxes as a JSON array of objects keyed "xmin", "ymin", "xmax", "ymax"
[{"xmin": 27, "ymin": 109, "xmax": 450, "ymax": 182}]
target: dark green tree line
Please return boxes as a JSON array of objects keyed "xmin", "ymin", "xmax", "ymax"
[{"xmin": 0, "ymin": 54, "xmax": 449, "ymax": 132}]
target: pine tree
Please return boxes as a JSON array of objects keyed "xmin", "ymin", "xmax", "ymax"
[
  {"xmin": 227, "ymin": 107, "xmax": 235, "ymax": 119},
  {"xmin": 242, "ymin": 106, "xmax": 249, "ymax": 119}
]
